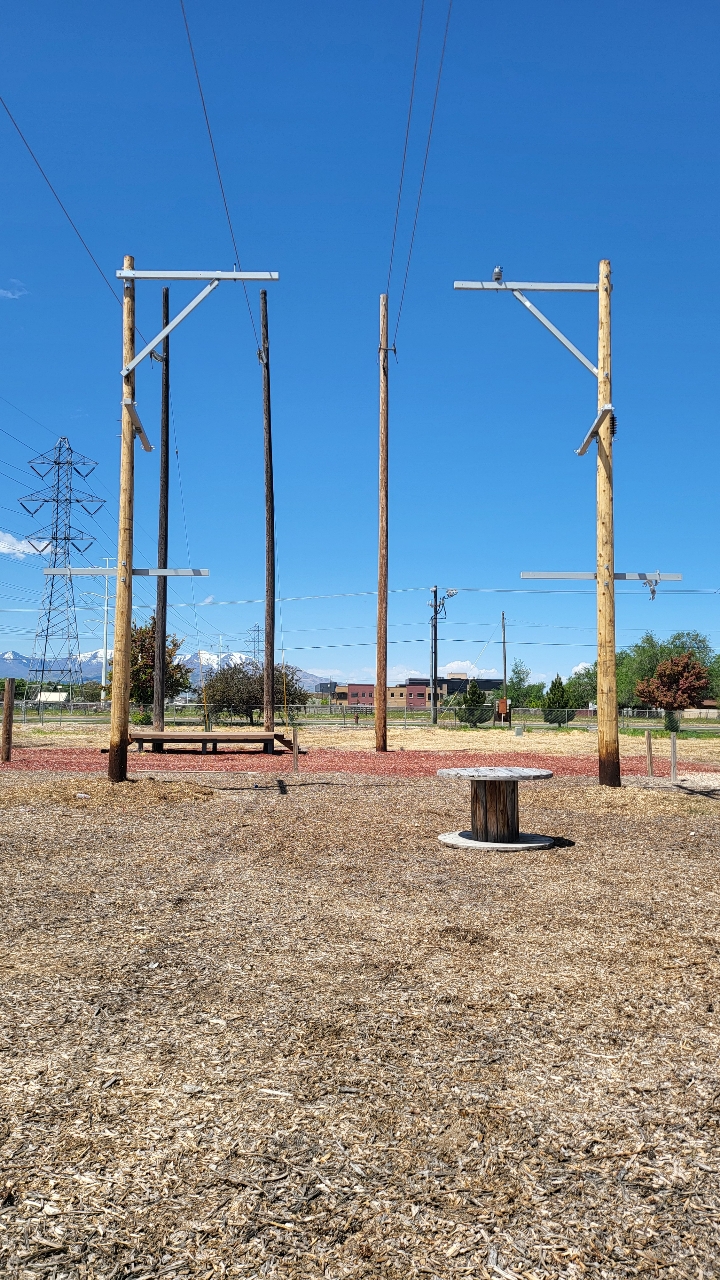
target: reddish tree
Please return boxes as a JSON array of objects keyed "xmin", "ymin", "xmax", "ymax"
[{"xmin": 635, "ymin": 652, "xmax": 709, "ymax": 710}]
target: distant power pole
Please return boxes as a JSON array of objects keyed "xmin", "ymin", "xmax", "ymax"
[
  {"xmin": 501, "ymin": 611, "xmax": 507, "ymax": 698},
  {"xmin": 375, "ymin": 294, "xmax": 389, "ymax": 752},
  {"xmin": 153, "ymin": 286, "xmax": 170, "ymax": 743},
  {"xmin": 430, "ymin": 586, "xmax": 438, "ymax": 724}
]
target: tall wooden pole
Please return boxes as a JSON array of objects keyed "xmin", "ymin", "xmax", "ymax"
[
  {"xmin": 1, "ymin": 677, "xmax": 15, "ymax": 763},
  {"xmin": 108, "ymin": 254, "xmax": 135, "ymax": 783},
  {"xmin": 153, "ymin": 287, "xmax": 170, "ymax": 743},
  {"xmin": 260, "ymin": 290, "xmax": 275, "ymax": 733},
  {"xmin": 375, "ymin": 294, "xmax": 389, "ymax": 752},
  {"xmin": 430, "ymin": 585, "xmax": 438, "ymax": 724},
  {"xmin": 596, "ymin": 258, "xmax": 620, "ymax": 787},
  {"xmin": 501, "ymin": 611, "xmax": 507, "ymax": 698}
]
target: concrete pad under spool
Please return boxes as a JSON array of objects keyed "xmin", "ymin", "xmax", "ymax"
[{"xmin": 438, "ymin": 830, "xmax": 555, "ymax": 851}]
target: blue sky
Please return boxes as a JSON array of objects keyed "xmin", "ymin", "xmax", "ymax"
[{"xmin": 0, "ymin": 0, "xmax": 718, "ymax": 685}]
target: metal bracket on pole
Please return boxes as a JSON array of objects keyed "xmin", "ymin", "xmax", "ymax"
[
  {"xmin": 44, "ymin": 567, "xmax": 209, "ymax": 576},
  {"xmin": 122, "ymin": 400, "xmax": 154, "ymax": 452},
  {"xmin": 576, "ymin": 404, "xmax": 615, "ymax": 455},
  {"xmin": 511, "ymin": 292, "xmax": 598, "ymax": 376},
  {"xmin": 121, "ymin": 281, "xmax": 220, "ymax": 376}
]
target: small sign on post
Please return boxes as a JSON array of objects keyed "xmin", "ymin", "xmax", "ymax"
[{"xmin": 2, "ymin": 677, "xmax": 15, "ymax": 763}]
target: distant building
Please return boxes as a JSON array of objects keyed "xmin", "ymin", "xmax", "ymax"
[
  {"xmin": 348, "ymin": 683, "xmax": 374, "ymax": 705},
  {"xmin": 314, "ymin": 682, "xmax": 337, "ymax": 694}
]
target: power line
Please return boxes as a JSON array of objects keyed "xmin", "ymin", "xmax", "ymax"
[
  {"xmin": 392, "ymin": 0, "xmax": 453, "ymax": 345},
  {"xmin": 178, "ymin": 0, "xmax": 260, "ymax": 348},
  {"xmin": 0, "ymin": 96, "xmax": 121, "ymax": 306},
  {"xmin": 387, "ymin": 0, "xmax": 426, "ymax": 296}
]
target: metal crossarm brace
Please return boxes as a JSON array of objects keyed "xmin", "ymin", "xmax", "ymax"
[
  {"xmin": 512, "ymin": 291, "xmax": 598, "ymax": 376},
  {"xmin": 121, "ymin": 281, "xmax": 220, "ymax": 376},
  {"xmin": 122, "ymin": 399, "xmax": 153, "ymax": 452},
  {"xmin": 576, "ymin": 405, "xmax": 614, "ymax": 455}
]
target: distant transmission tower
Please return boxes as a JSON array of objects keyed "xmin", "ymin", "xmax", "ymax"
[{"xmin": 20, "ymin": 438, "xmax": 104, "ymax": 699}]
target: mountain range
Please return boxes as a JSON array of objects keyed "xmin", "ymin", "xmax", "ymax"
[{"xmin": 0, "ymin": 649, "xmax": 323, "ymax": 691}]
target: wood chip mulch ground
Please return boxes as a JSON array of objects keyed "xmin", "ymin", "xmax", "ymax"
[
  {"xmin": 1, "ymin": 747, "xmax": 717, "ymax": 778},
  {"xmin": 2, "ymin": 770, "xmax": 720, "ymax": 1278}
]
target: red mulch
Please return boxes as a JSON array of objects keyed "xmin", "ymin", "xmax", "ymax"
[{"xmin": 0, "ymin": 746, "xmax": 716, "ymax": 779}]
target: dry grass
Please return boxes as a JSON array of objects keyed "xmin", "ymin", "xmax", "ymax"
[
  {"xmin": 1, "ymin": 770, "xmax": 720, "ymax": 1278},
  {"xmin": 11, "ymin": 720, "xmax": 720, "ymax": 767}
]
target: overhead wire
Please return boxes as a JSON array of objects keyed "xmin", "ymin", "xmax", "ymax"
[
  {"xmin": 386, "ymin": 0, "xmax": 426, "ymax": 296},
  {"xmin": 178, "ymin": 0, "xmax": 260, "ymax": 349},
  {"xmin": 0, "ymin": 96, "xmax": 121, "ymax": 306},
  {"xmin": 392, "ymin": 0, "xmax": 453, "ymax": 345}
]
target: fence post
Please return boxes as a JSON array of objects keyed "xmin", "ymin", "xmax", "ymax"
[
  {"xmin": 645, "ymin": 729, "xmax": 653, "ymax": 777},
  {"xmin": 293, "ymin": 725, "xmax": 299, "ymax": 774},
  {"xmin": 670, "ymin": 731, "xmax": 677, "ymax": 784},
  {"xmin": 2, "ymin": 678, "xmax": 15, "ymax": 762}
]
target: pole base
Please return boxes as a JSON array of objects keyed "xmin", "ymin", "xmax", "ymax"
[{"xmin": 438, "ymin": 830, "xmax": 554, "ymax": 851}]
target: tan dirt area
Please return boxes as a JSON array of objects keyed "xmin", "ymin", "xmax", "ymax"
[
  {"xmin": 9, "ymin": 720, "xmax": 720, "ymax": 766},
  {"xmin": 1, "ymin": 770, "xmax": 720, "ymax": 1277}
]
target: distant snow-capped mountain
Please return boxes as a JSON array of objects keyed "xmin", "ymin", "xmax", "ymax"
[{"xmin": 0, "ymin": 647, "xmax": 322, "ymax": 691}]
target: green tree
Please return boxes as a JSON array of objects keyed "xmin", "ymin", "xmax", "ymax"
[
  {"xmin": 506, "ymin": 658, "xmax": 546, "ymax": 708},
  {"xmin": 111, "ymin": 616, "xmax": 192, "ymax": 706},
  {"xmin": 636, "ymin": 652, "xmax": 709, "ymax": 730},
  {"xmin": 543, "ymin": 674, "xmax": 575, "ymax": 726},
  {"xmin": 80, "ymin": 681, "xmax": 104, "ymax": 702},
  {"xmin": 564, "ymin": 661, "xmax": 597, "ymax": 708},
  {"xmin": 203, "ymin": 660, "xmax": 309, "ymax": 725},
  {"xmin": 456, "ymin": 680, "xmax": 493, "ymax": 726},
  {"xmin": 617, "ymin": 630, "xmax": 715, "ymax": 708}
]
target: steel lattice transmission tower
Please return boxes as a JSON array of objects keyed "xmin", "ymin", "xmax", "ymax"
[{"xmin": 20, "ymin": 438, "xmax": 104, "ymax": 699}]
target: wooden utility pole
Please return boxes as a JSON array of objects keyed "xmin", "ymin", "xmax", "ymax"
[
  {"xmin": 427, "ymin": 586, "xmax": 435, "ymax": 727},
  {"xmin": 1, "ymin": 678, "xmax": 15, "ymax": 763},
  {"xmin": 153, "ymin": 287, "xmax": 170, "ymax": 746},
  {"xmin": 596, "ymin": 259, "xmax": 620, "ymax": 786},
  {"xmin": 375, "ymin": 294, "xmax": 389, "ymax": 752},
  {"xmin": 108, "ymin": 254, "xmax": 135, "ymax": 783},
  {"xmin": 501, "ymin": 611, "xmax": 507, "ymax": 698},
  {"xmin": 260, "ymin": 290, "xmax": 275, "ymax": 733}
]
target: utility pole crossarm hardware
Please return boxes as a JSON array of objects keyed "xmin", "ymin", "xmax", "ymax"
[
  {"xmin": 44, "ymin": 567, "xmax": 209, "ymax": 576},
  {"xmin": 520, "ymin": 572, "xmax": 682, "ymax": 581},
  {"xmin": 576, "ymin": 405, "xmax": 614, "ymax": 456},
  {"xmin": 116, "ymin": 270, "xmax": 279, "ymax": 281},
  {"xmin": 122, "ymin": 400, "xmax": 153, "ymax": 452},
  {"xmin": 121, "ymin": 281, "xmax": 219, "ymax": 376},
  {"xmin": 454, "ymin": 281, "xmax": 598, "ymax": 291},
  {"xmin": 512, "ymin": 292, "xmax": 598, "ymax": 376}
]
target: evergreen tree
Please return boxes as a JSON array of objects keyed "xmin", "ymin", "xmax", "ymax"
[
  {"xmin": 564, "ymin": 661, "xmax": 597, "ymax": 708},
  {"xmin": 456, "ymin": 679, "xmax": 493, "ymax": 727},
  {"xmin": 543, "ymin": 674, "xmax": 575, "ymax": 726}
]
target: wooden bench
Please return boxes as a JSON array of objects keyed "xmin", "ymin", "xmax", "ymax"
[{"xmin": 129, "ymin": 730, "xmax": 296, "ymax": 755}]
